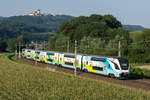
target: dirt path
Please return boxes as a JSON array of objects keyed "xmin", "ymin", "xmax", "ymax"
[{"xmin": 136, "ymin": 65, "xmax": 150, "ymax": 70}]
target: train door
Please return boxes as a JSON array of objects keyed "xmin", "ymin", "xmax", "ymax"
[
  {"xmin": 81, "ymin": 56, "xmax": 83, "ymax": 70},
  {"xmin": 59, "ymin": 53, "xmax": 63, "ymax": 65},
  {"xmin": 54, "ymin": 53, "xmax": 59, "ymax": 64},
  {"xmin": 82, "ymin": 56, "xmax": 88, "ymax": 71},
  {"xmin": 76, "ymin": 55, "xmax": 82, "ymax": 69},
  {"xmin": 103, "ymin": 62, "xmax": 107, "ymax": 75}
]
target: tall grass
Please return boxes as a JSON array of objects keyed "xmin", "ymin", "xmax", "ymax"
[{"xmin": 0, "ymin": 53, "xmax": 150, "ymax": 100}]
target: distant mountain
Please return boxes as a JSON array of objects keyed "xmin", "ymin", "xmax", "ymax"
[
  {"xmin": 2, "ymin": 15, "xmax": 74, "ymax": 32},
  {"xmin": 123, "ymin": 25, "xmax": 147, "ymax": 31},
  {"xmin": 0, "ymin": 16, "xmax": 4, "ymax": 21}
]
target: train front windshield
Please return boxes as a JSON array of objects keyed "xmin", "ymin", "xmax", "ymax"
[{"xmin": 118, "ymin": 58, "xmax": 129, "ymax": 70}]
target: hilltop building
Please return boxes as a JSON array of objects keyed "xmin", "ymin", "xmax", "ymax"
[
  {"xmin": 29, "ymin": 9, "xmax": 41, "ymax": 16},
  {"xmin": 28, "ymin": 9, "xmax": 56, "ymax": 16}
]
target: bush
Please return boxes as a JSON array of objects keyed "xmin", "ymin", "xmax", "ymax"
[{"xmin": 130, "ymin": 66, "xmax": 144, "ymax": 78}]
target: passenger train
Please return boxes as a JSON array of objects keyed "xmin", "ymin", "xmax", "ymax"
[{"xmin": 22, "ymin": 49, "xmax": 130, "ymax": 78}]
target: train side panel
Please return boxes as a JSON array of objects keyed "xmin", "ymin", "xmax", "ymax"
[
  {"xmin": 82, "ymin": 56, "xmax": 108, "ymax": 75},
  {"xmin": 61, "ymin": 53, "xmax": 82, "ymax": 69},
  {"xmin": 45, "ymin": 52, "xmax": 55, "ymax": 64}
]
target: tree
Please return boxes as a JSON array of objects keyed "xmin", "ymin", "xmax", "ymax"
[
  {"xmin": 58, "ymin": 14, "xmax": 123, "ymax": 41},
  {"xmin": 0, "ymin": 39, "xmax": 7, "ymax": 52},
  {"xmin": 47, "ymin": 34, "xmax": 70, "ymax": 52},
  {"xmin": 103, "ymin": 14, "xmax": 122, "ymax": 28},
  {"xmin": 17, "ymin": 35, "xmax": 28, "ymax": 44},
  {"xmin": 7, "ymin": 38, "xmax": 17, "ymax": 51}
]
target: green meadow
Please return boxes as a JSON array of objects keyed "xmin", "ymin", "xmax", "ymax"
[{"xmin": 0, "ymin": 53, "xmax": 150, "ymax": 100}]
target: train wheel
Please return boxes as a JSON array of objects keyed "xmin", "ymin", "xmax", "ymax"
[
  {"xmin": 77, "ymin": 68, "xmax": 80, "ymax": 71},
  {"xmin": 58, "ymin": 64, "xmax": 62, "ymax": 67},
  {"xmin": 83, "ymin": 69, "xmax": 88, "ymax": 73},
  {"xmin": 109, "ymin": 74, "xmax": 115, "ymax": 78}
]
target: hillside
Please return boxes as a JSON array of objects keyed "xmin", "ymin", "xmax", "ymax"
[
  {"xmin": 0, "ymin": 21, "xmax": 53, "ymax": 40},
  {"xmin": 129, "ymin": 30, "xmax": 145, "ymax": 42},
  {"xmin": 0, "ymin": 53, "xmax": 150, "ymax": 100},
  {"xmin": 2, "ymin": 15, "xmax": 74, "ymax": 32},
  {"xmin": 123, "ymin": 25, "xmax": 147, "ymax": 31},
  {"xmin": 0, "ymin": 15, "xmax": 74, "ymax": 41},
  {"xmin": 0, "ymin": 16, "xmax": 4, "ymax": 21}
]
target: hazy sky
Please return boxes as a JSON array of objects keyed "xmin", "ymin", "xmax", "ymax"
[{"xmin": 0, "ymin": 0, "xmax": 150, "ymax": 28}]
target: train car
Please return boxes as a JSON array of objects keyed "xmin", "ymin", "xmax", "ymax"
[
  {"xmin": 22, "ymin": 49, "xmax": 32, "ymax": 59},
  {"xmin": 36, "ymin": 51, "xmax": 47, "ymax": 62},
  {"xmin": 82, "ymin": 55, "xmax": 130, "ymax": 78},
  {"xmin": 60, "ymin": 53, "xmax": 83, "ymax": 69},
  {"xmin": 22, "ymin": 49, "xmax": 37, "ymax": 60}
]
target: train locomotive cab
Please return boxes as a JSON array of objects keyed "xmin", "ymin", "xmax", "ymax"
[
  {"xmin": 24, "ymin": 49, "xmax": 32, "ymax": 59},
  {"xmin": 107, "ymin": 57, "xmax": 130, "ymax": 78}
]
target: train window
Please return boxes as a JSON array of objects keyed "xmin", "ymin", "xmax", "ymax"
[
  {"xmin": 118, "ymin": 58, "xmax": 129, "ymax": 70},
  {"xmin": 27, "ymin": 50, "xmax": 31, "ymax": 52},
  {"xmin": 91, "ymin": 57, "xmax": 106, "ymax": 62},
  {"xmin": 64, "ymin": 55, "xmax": 75, "ymax": 58},
  {"xmin": 114, "ymin": 63, "xmax": 119, "ymax": 70},
  {"xmin": 93, "ymin": 66, "xmax": 103, "ymax": 71},
  {"xmin": 47, "ymin": 53, "xmax": 54, "ymax": 55},
  {"xmin": 65, "ymin": 62, "xmax": 73, "ymax": 66}
]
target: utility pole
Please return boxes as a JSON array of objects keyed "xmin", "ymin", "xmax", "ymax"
[
  {"xmin": 35, "ymin": 41, "xmax": 38, "ymax": 65},
  {"xmin": 118, "ymin": 40, "xmax": 121, "ymax": 57},
  {"xmin": 67, "ymin": 40, "xmax": 69, "ymax": 52},
  {"xmin": 43, "ymin": 40, "xmax": 45, "ymax": 50},
  {"xmin": 74, "ymin": 40, "xmax": 77, "ymax": 76},
  {"xmin": 18, "ymin": 42, "xmax": 21, "ymax": 59},
  {"xmin": 15, "ymin": 44, "xmax": 17, "ymax": 57},
  {"xmin": 26, "ymin": 44, "xmax": 28, "ymax": 49}
]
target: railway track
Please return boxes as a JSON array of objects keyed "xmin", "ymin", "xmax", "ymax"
[{"xmin": 20, "ymin": 57, "xmax": 150, "ymax": 91}]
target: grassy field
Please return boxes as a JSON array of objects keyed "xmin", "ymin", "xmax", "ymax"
[
  {"xmin": 129, "ymin": 30, "xmax": 143, "ymax": 41},
  {"xmin": 0, "ymin": 53, "xmax": 150, "ymax": 100}
]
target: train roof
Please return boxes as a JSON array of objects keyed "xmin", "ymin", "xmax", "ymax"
[
  {"xmin": 63, "ymin": 52, "xmax": 121, "ymax": 59},
  {"xmin": 22, "ymin": 49, "xmax": 127, "ymax": 59}
]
